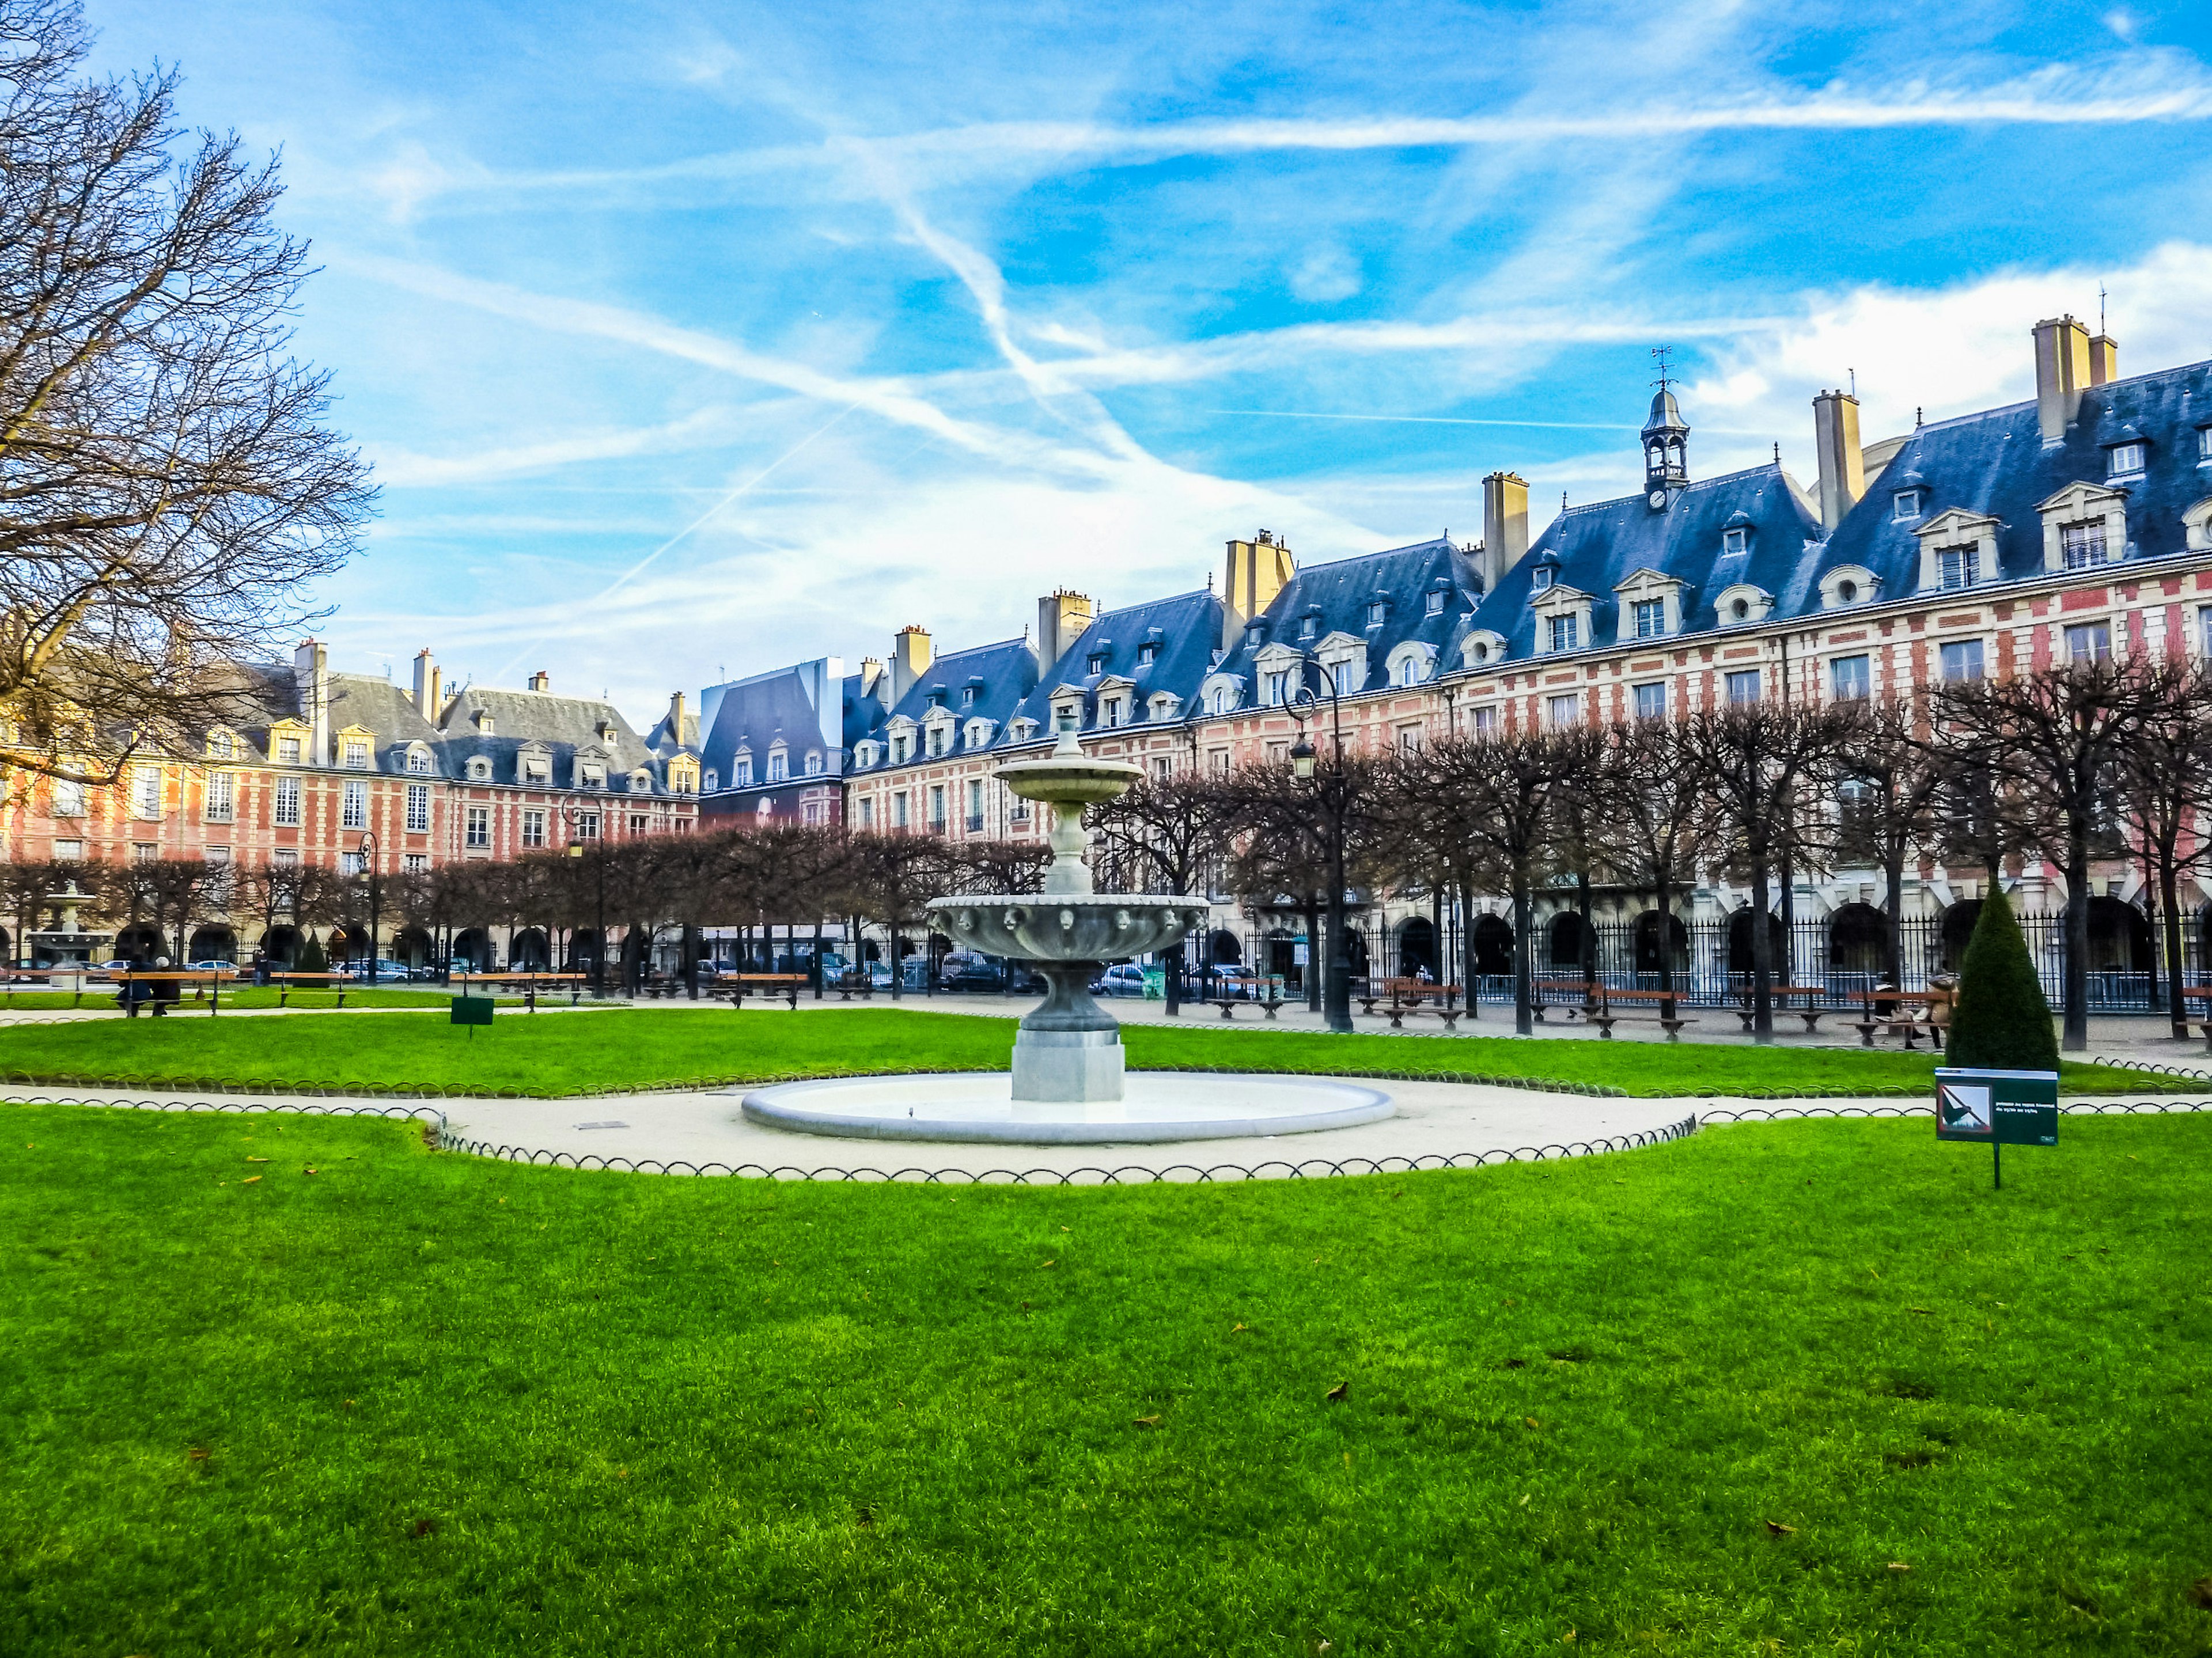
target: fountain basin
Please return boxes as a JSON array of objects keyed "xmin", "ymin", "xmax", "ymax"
[
  {"xmin": 926, "ymin": 893, "xmax": 1195, "ymax": 963},
  {"xmin": 739, "ymin": 1071, "xmax": 1394, "ymax": 1145}
]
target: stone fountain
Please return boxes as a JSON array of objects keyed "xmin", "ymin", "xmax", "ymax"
[{"xmin": 739, "ymin": 720, "xmax": 1394, "ymax": 1145}]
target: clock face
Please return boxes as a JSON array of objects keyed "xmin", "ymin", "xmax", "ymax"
[{"xmin": 1648, "ymin": 489, "xmax": 1668, "ymax": 509}]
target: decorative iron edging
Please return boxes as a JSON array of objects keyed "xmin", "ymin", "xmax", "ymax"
[
  {"xmin": 0, "ymin": 1091, "xmax": 1698, "ymax": 1182},
  {"xmin": 1697, "ymin": 1098, "xmax": 2212, "ymax": 1122}
]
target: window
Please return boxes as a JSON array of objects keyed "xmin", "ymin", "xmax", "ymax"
[
  {"xmin": 1472, "ymin": 705, "xmax": 1498, "ymax": 734},
  {"xmin": 1723, "ymin": 526, "xmax": 1748, "ymax": 556},
  {"xmin": 893, "ymin": 791, "xmax": 909, "ymax": 829},
  {"xmin": 1631, "ymin": 598, "xmax": 1665, "ymax": 639},
  {"xmin": 341, "ymin": 779, "xmax": 368, "ymax": 830},
  {"xmin": 523, "ymin": 755, "xmax": 550, "ymax": 785},
  {"xmin": 1138, "ymin": 642, "xmax": 1158, "ymax": 665},
  {"xmin": 274, "ymin": 775, "xmax": 300, "ymax": 826},
  {"xmin": 1102, "ymin": 698, "xmax": 1124, "ymax": 729},
  {"xmin": 1893, "ymin": 490, "xmax": 1923, "ymax": 521},
  {"xmin": 965, "ymin": 778, "xmax": 984, "ymax": 832},
  {"xmin": 1426, "ymin": 589, "xmax": 1445, "ymax": 616},
  {"xmin": 402, "ymin": 853, "xmax": 429, "ymax": 874},
  {"xmin": 1726, "ymin": 669, "xmax": 1761, "ymax": 705},
  {"xmin": 961, "ymin": 685, "xmax": 978, "ymax": 707},
  {"xmin": 734, "ymin": 757, "xmax": 753, "ymax": 786},
  {"xmin": 466, "ymin": 757, "xmax": 491, "ymax": 781},
  {"xmin": 1830, "ymin": 654, "xmax": 1872, "ymax": 700},
  {"xmin": 1548, "ymin": 615, "xmax": 1579, "ymax": 652},
  {"xmin": 406, "ymin": 782, "xmax": 430, "ymax": 833},
  {"xmin": 339, "ymin": 851, "xmax": 363, "ymax": 877},
  {"xmin": 1152, "ymin": 756, "xmax": 1173, "ymax": 781},
  {"xmin": 573, "ymin": 811, "xmax": 600, "ymax": 841},
  {"xmin": 704, "ymin": 768, "xmax": 719, "ymax": 791},
  {"xmin": 1209, "ymin": 749, "xmax": 1229, "ymax": 776},
  {"xmin": 2065, "ymin": 621, "xmax": 2112, "ymax": 663},
  {"xmin": 929, "ymin": 784, "xmax": 946, "ymax": 828},
  {"xmin": 343, "ymin": 738, "xmax": 369, "ymax": 769},
  {"xmin": 1532, "ymin": 566, "xmax": 1554, "ymax": 593},
  {"xmin": 1940, "ymin": 639, "xmax": 1984, "ymax": 682},
  {"xmin": 628, "ymin": 813, "xmax": 649, "ymax": 834},
  {"xmin": 51, "ymin": 780, "xmax": 84, "ymax": 817},
  {"xmin": 131, "ymin": 841, "xmax": 157, "ymax": 863},
  {"xmin": 407, "ymin": 748, "xmax": 431, "ymax": 775},
  {"xmin": 131, "ymin": 765, "xmax": 161, "ymax": 818},
  {"xmin": 2200, "ymin": 426, "xmax": 2212, "ymax": 461},
  {"xmin": 1728, "ymin": 598, "xmax": 1751, "ymax": 621},
  {"xmin": 2061, "ymin": 519, "xmax": 2108, "ymax": 570},
  {"xmin": 1397, "ymin": 655, "xmax": 1421, "ymax": 688},
  {"xmin": 209, "ymin": 731, "xmax": 234, "ymax": 760},
  {"xmin": 1633, "ymin": 682, "xmax": 1666, "ymax": 721},
  {"xmin": 768, "ymin": 750, "xmax": 787, "ymax": 781},
  {"xmin": 1368, "ymin": 600, "xmax": 1386, "ymax": 626},
  {"xmin": 1086, "ymin": 653, "xmax": 1105, "ymax": 674},
  {"xmin": 581, "ymin": 765, "xmax": 605, "ymax": 790},
  {"xmin": 2202, "ymin": 606, "xmax": 2212, "ymax": 657},
  {"xmin": 1547, "ymin": 693, "xmax": 1580, "ymax": 726},
  {"xmin": 2108, "ymin": 442, "xmax": 2145, "ymax": 477},
  {"xmin": 1835, "ymin": 578, "xmax": 1859, "ymax": 603},
  {"xmin": 1299, "ymin": 616, "xmax": 1317, "ymax": 640},
  {"xmin": 1263, "ymin": 671, "xmax": 1289, "ymax": 706},
  {"xmin": 859, "ymin": 797, "xmax": 875, "ymax": 829},
  {"xmin": 1397, "ymin": 726, "xmax": 1421, "ymax": 753},
  {"xmin": 271, "ymin": 847, "xmax": 299, "ymax": 867},
  {"xmin": 54, "ymin": 839, "xmax": 82, "ymax": 861},
  {"xmin": 1937, "ymin": 543, "xmax": 1979, "ymax": 589},
  {"xmin": 465, "ymin": 805, "xmax": 490, "ymax": 848},
  {"xmin": 277, "ymin": 735, "xmax": 302, "ymax": 765},
  {"xmin": 205, "ymin": 772, "xmax": 235, "ymax": 821},
  {"xmin": 805, "ymin": 752, "xmax": 823, "ymax": 776}
]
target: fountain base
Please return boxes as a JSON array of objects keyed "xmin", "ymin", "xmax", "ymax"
[
  {"xmin": 1012, "ymin": 1027, "xmax": 1124, "ymax": 1102},
  {"xmin": 739, "ymin": 1071, "xmax": 1393, "ymax": 1145}
]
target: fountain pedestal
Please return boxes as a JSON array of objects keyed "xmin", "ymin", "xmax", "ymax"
[{"xmin": 1013, "ymin": 963, "xmax": 1125, "ymax": 1102}]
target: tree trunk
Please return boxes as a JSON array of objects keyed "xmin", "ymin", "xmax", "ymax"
[
  {"xmin": 1653, "ymin": 874, "xmax": 1676, "ymax": 1020},
  {"xmin": 813, "ymin": 918, "xmax": 825, "ymax": 999},
  {"xmin": 1575, "ymin": 866, "xmax": 1594, "ymax": 988},
  {"xmin": 1512, "ymin": 871, "xmax": 1533, "ymax": 1036},
  {"xmin": 1884, "ymin": 848, "xmax": 1907, "ymax": 987},
  {"xmin": 1163, "ymin": 928, "xmax": 1181, "ymax": 1017},
  {"xmin": 1748, "ymin": 858, "xmax": 1775, "ymax": 1043},
  {"xmin": 2160, "ymin": 855, "xmax": 2188, "ymax": 1039},
  {"xmin": 1459, "ymin": 878, "xmax": 1478, "ymax": 1021},
  {"xmin": 1777, "ymin": 842, "xmax": 1795, "ymax": 987},
  {"xmin": 1304, "ymin": 894, "xmax": 1322, "ymax": 1013},
  {"xmin": 2063, "ymin": 840, "xmax": 2090, "ymax": 1052},
  {"xmin": 889, "ymin": 922, "xmax": 903, "ymax": 1000}
]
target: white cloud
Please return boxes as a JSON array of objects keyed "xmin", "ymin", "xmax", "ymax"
[{"xmin": 1287, "ymin": 243, "xmax": 1363, "ymax": 304}]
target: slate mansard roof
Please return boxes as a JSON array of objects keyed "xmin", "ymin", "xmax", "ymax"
[
  {"xmin": 1467, "ymin": 464, "xmax": 1823, "ymax": 659},
  {"xmin": 849, "ymin": 634, "xmax": 1043, "ymax": 766},
  {"xmin": 1813, "ymin": 355, "xmax": 2212, "ymax": 606},
  {"xmin": 1218, "ymin": 537, "xmax": 1480, "ymax": 697},
  {"xmin": 695, "ymin": 658, "xmax": 845, "ymax": 792},
  {"xmin": 1014, "ymin": 588, "xmax": 1224, "ymax": 730}
]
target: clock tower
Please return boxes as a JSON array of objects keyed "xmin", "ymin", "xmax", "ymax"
[{"xmin": 1642, "ymin": 348, "xmax": 1689, "ymax": 507}]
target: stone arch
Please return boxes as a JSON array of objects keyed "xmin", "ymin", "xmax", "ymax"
[
  {"xmin": 1207, "ymin": 928, "xmax": 1243, "ymax": 966},
  {"xmin": 451, "ymin": 928, "xmax": 494, "ymax": 972},
  {"xmin": 1471, "ymin": 914, "xmax": 1514, "ymax": 978},
  {"xmin": 1828, "ymin": 901, "xmax": 1888, "ymax": 977},
  {"xmin": 1725, "ymin": 907, "xmax": 1787, "ymax": 977},
  {"xmin": 1545, "ymin": 911, "xmax": 1589, "ymax": 972},
  {"xmin": 1632, "ymin": 909, "xmax": 1688, "ymax": 975},
  {"xmin": 1396, "ymin": 916, "xmax": 1437, "ymax": 979}
]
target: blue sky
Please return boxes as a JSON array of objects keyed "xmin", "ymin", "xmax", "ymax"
[{"xmin": 84, "ymin": 0, "xmax": 2212, "ymax": 717}]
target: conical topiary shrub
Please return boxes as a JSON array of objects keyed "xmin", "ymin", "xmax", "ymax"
[
  {"xmin": 1944, "ymin": 885, "xmax": 2059, "ymax": 1072},
  {"xmin": 296, "ymin": 932, "xmax": 328, "ymax": 974}
]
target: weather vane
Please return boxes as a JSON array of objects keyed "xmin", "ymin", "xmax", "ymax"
[{"xmin": 1650, "ymin": 343, "xmax": 1673, "ymax": 393}]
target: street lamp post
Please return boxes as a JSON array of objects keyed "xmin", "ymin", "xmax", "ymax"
[
  {"xmin": 563, "ymin": 802, "xmax": 609, "ymax": 997},
  {"xmin": 1287, "ymin": 666, "xmax": 1354, "ymax": 1035},
  {"xmin": 355, "ymin": 831, "xmax": 380, "ymax": 988}
]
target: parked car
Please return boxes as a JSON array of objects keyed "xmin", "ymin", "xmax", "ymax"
[
  {"xmin": 939, "ymin": 952, "xmax": 1006, "ymax": 993},
  {"xmin": 93, "ymin": 959, "xmax": 135, "ymax": 979},
  {"xmin": 344, "ymin": 959, "xmax": 414, "ymax": 982},
  {"xmin": 185, "ymin": 959, "xmax": 237, "ymax": 974},
  {"xmin": 1089, "ymin": 962, "xmax": 1148, "ymax": 999}
]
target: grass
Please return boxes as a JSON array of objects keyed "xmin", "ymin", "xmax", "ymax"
[
  {"xmin": 0, "ymin": 1004, "xmax": 2181, "ymax": 1098},
  {"xmin": 2, "ymin": 1102, "xmax": 2207, "ymax": 1655}
]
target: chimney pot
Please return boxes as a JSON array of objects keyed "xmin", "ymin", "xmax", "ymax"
[
  {"xmin": 1811, "ymin": 389, "xmax": 1865, "ymax": 531},
  {"xmin": 528, "ymin": 670, "xmax": 551, "ymax": 693},
  {"xmin": 2033, "ymin": 315, "xmax": 2092, "ymax": 441},
  {"xmin": 1480, "ymin": 472, "xmax": 1530, "ymax": 591},
  {"xmin": 1221, "ymin": 533, "xmax": 1296, "ymax": 652},
  {"xmin": 891, "ymin": 625, "xmax": 934, "ymax": 704},
  {"xmin": 2088, "ymin": 333, "xmax": 2119, "ymax": 387}
]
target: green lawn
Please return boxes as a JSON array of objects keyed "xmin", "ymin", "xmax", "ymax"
[
  {"xmin": 0, "ymin": 1005, "xmax": 2180, "ymax": 1098},
  {"xmin": 2, "ymin": 1102, "xmax": 2207, "ymax": 1655},
  {"xmin": 0, "ymin": 985, "xmax": 522, "ymax": 1012}
]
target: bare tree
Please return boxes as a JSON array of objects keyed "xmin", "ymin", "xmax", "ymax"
[
  {"xmin": 1932, "ymin": 659, "xmax": 2161, "ymax": 1052},
  {"xmin": 1681, "ymin": 700, "xmax": 1856, "ymax": 1042},
  {"xmin": 842, "ymin": 831, "xmax": 955, "ymax": 1000},
  {"xmin": 2119, "ymin": 661, "xmax": 2212, "ymax": 1038},
  {"xmin": 1088, "ymin": 769, "xmax": 1231, "ymax": 1015},
  {"xmin": 1831, "ymin": 695, "xmax": 1948, "ymax": 987},
  {"xmin": 1590, "ymin": 719, "xmax": 1709, "ymax": 1007},
  {"xmin": 0, "ymin": 853, "xmax": 67, "ymax": 963},
  {"xmin": 0, "ymin": 1, "xmax": 376, "ymax": 786}
]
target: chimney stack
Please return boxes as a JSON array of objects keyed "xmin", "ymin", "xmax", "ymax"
[
  {"xmin": 411, "ymin": 648, "xmax": 442, "ymax": 722},
  {"xmin": 292, "ymin": 639, "xmax": 329, "ymax": 768},
  {"xmin": 666, "ymin": 689, "xmax": 687, "ymax": 746},
  {"xmin": 1479, "ymin": 473, "xmax": 1529, "ymax": 591},
  {"xmin": 1811, "ymin": 390, "xmax": 1865, "ymax": 530},
  {"xmin": 2033, "ymin": 315, "xmax": 2092, "ymax": 441},
  {"xmin": 1221, "ymin": 530, "xmax": 1297, "ymax": 652},
  {"xmin": 528, "ymin": 670, "xmax": 551, "ymax": 693},
  {"xmin": 2089, "ymin": 332, "xmax": 2119, "ymax": 386},
  {"xmin": 891, "ymin": 625, "xmax": 933, "ymax": 704},
  {"xmin": 1035, "ymin": 589, "xmax": 1095, "ymax": 672}
]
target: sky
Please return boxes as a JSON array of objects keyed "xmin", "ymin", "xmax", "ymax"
[{"xmin": 82, "ymin": 0, "xmax": 2212, "ymax": 722}]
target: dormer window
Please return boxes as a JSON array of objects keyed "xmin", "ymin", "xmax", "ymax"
[
  {"xmin": 1722, "ymin": 526, "xmax": 1748, "ymax": 556},
  {"xmin": 1728, "ymin": 598, "xmax": 1751, "ymax": 620},
  {"xmin": 2198, "ymin": 426, "xmax": 2212, "ymax": 461},
  {"xmin": 1299, "ymin": 616, "xmax": 1317, "ymax": 640},
  {"xmin": 523, "ymin": 754, "xmax": 550, "ymax": 786},
  {"xmin": 466, "ymin": 756, "xmax": 491, "ymax": 782},
  {"xmin": 1893, "ymin": 489, "xmax": 1923, "ymax": 521},
  {"xmin": 1085, "ymin": 653, "xmax": 1104, "ymax": 676},
  {"xmin": 1532, "ymin": 566, "xmax": 1554, "ymax": 593},
  {"xmin": 735, "ymin": 753, "xmax": 754, "ymax": 786},
  {"xmin": 961, "ymin": 686, "xmax": 977, "ymax": 707},
  {"xmin": 1137, "ymin": 641, "xmax": 1158, "ymax": 666},
  {"xmin": 208, "ymin": 731, "xmax": 234, "ymax": 760},
  {"xmin": 1469, "ymin": 640, "xmax": 1489, "ymax": 663},
  {"xmin": 1425, "ymin": 589, "xmax": 1445, "ymax": 616},
  {"xmin": 1937, "ymin": 544, "xmax": 1980, "ymax": 589},
  {"xmin": 2060, "ymin": 519, "xmax": 2109, "ymax": 570},
  {"xmin": 704, "ymin": 768, "xmax": 719, "ymax": 791},
  {"xmin": 767, "ymin": 749, "xmax": 787, "ymax": 781},
  {"xmin": 805, "ymin": 751, "xmax": 824, "ymax": 776},
  {"xmin": 406, "ymin": 747, "xmax": 432, "ymax": 775},
  {"xmin": 1263, "ymin": 670, "xmax": 1289, "ymax": 705},
  {"xmin": 343, "ymin": 737, "xmax": 370, "ymax": 769},
  {"xmin": 1548, "ymin": 615, "xmax": 1578, "ymax": 652},
  {"xmin": 1630, "ymin": 598, "xmax": 1665, "ymax": 638},
  {"xmin": 1366, "ymin": 601, "xmax": 1385, "ymax": 627},
  {"xmin": 582, "ymin": 764, "xmax": 606, "ymax": 791},
  {"xmin": 2108, "ymin": 442, "xmax": 2145, "ymax": 477}
]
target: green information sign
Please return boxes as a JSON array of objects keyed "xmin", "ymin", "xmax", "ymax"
[
  {"xmin": 450, "ymin": 995, "xmax": 496, "ymax": 1027},
  {"xmin": 1936, "ymin": 1067, "xmax": 2057, "ymax": 1187}
]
